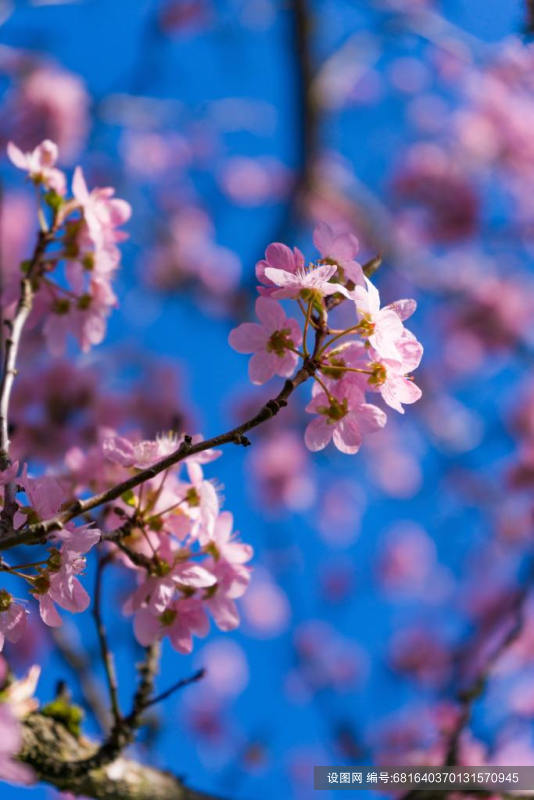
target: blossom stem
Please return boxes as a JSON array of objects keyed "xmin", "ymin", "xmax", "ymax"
[
  {"xmin": 318, "ymin": 324, "xmax": 362, "ymax": 355},
  {"xmin": 319, "ymin": 364, "xmax": 373, "ymax": 376},
  {"xmin": 302, "ymin": 299, "xmax": 313, "ymax": 356},
  {"xmin": 313, "ymin": 373, "xmax": 335, "ymax": 403}
]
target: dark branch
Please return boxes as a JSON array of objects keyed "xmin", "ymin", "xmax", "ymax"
[{"xmin": 20, "ymin": 711, "xmax": 222, "ymax": 800}]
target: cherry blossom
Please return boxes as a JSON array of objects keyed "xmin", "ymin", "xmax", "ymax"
[
  {"xmin": 0, "ymin": 592, "xmax": 27, "ymax": 652},
  {"xmin": 351, "ymin": 278, "xmax": 417, "ymax": 360},
  {"xmin": 313, "ymin": 222, "xmax": 365, "ymax": 285},
  {"xmin": 263, "ymin": 262, "xmax": 348, "ymax": 301},
  {"xmin": 255, "ymin": 242, "xmax": 305, "ymax": 292},
  {"xmin": 305, "ymin": 378, "xmax": 387, "ymax": 454},
  {"xmin": 7, "ymin": 139, "xmax": 66, "ymax": 195},
  {"xmin": 229, "ymin": 297, "xmax": 302, "ymax": 384}
]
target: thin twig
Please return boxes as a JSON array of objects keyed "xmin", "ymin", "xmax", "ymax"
[
  {"xmin": 143, "ymin": 668, "xmax": 205, "ymax": 710},
  {"xmin": 92, "ymin": 553, "xmax": 121, "ymax": 727}
]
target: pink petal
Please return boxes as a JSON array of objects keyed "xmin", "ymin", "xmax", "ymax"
[
  {"xmin": 396, "ymin": 329, "xmax": 423, "ymax": 371},
  {"xmin": 333, "ymin": 417, "xmax": 362, "ymax": 454},
  {"xmin": 353, "ymin": 403, "xmax": 387, "ymax": 434},
  {"xmin": 249, "ymin": 352, "xmax": 276, "ymax": 384},
  {"xmin": 263, "ymin": 266, "xmax": 298, "ymax": 288},
  {"xmin": 72, "ymin": 166, "xmax": 89, "ymax": 201},
  {"xmin": 255, "ymin": 296, "xmax": 286, "ymax": 330},
  {"xmin": 134, "ymin": 608, "xmax": 160, "ymax": 646},
  {"xmin": 311, "ymin": 263, "xmax": 337, "ymax": 283},
  {"xmin": 6, "ymin": 142, "xmax": 27, "ymax": 170},
  {"xmin": 304, "ymin": 416, "xmax": 333, "ymax": 452},
  {"xmin": 276, "ymin": 350, "xmax": 299, "ymax": 377},
  {"xmin": 169, "ymin": 626, "xmax": 193, "ymax": 654},
  {"xmin": 208, "ymin": 596, "xmax": 240, "ymax": 631},
  {"xmin": 35, "ymin": 140, "xmax": 58, "ymax": 168},
  {"xmin": 313, "ymin": 222, "xmax": 334, "ymax": 256},
  {"xmin": 387, "ymin": 298, "xmax": 417, "ymax": 321},
  {"xmin": 228, "ymin": 322, "xmax": 267, "ymax": 353},
  {"xmin": 39, "ymin": 596, "xmax": 62, "ymax": 628},
  {"xmin": 265, "ymin": 242, "xmax": 302, "ymax": 272}
]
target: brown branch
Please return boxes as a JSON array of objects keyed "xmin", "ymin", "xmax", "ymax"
[
  {"xmin": 445, "ymin": 575, "xmax": 532, "ymax": 767},
  {"xmin": 291, "ymin": 0, "xmax": 318, "ymax": 210},
  {"xmin": 400, "ymin": 571, "xmax": 534, "ymax": 800},
  {"xmin": 0, "ymin": 229, "xmax": 51, "ymax": 474},
  {"xmin": 57, "ymin": 643, "xmax": 161, "ymax": 778},
  {"xmin": 527, "ymin": 0, "xmax": 534, "ymax": 33},
  {"xmin": 144, "ymin": 669, "xmax": 205, "ymax": 710},
  {"xmin": 19, "ymin": 711, "xmax": 222, "ymax": 800},
  {"xmin": 1, "ymin": 348, "xmax": 324, "ymax": 551},
  {"xmin": 93, "ymin": 554, "xmax": 121, "ymax": 726}
]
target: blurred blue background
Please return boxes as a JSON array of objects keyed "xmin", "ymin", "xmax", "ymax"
[{"xmin": 0, "ymin": 1, "xmax": 532, "ymax": 799}]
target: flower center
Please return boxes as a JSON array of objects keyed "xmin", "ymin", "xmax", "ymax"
[
  {"xmin": 267, "ymin": 327, "xmax": 294, "ymax": 357},
  {"xmin": 356, "ymin": 316, "xmax": 375, "ymax": 337},
  {"xmin": 320, "ymin": 356, "xmax": 346, "ymax": 380},
  {"xmin": 185, "ymin": 487, "xmax": 200, "ymax": 507},
  {"xmin": 318, "ymin": 397, "xmax": 349, "ymax": 424},
  {"xmin": 368, "ymin": 362, "xmax": 387, "ymax": 386},
  {"xmin": 0, "ymin": 589, "xmax": 12, "ymax": 612},
  {"xmin": 159, "ymin": 608, "xmax": 177, "ymax": 626}
]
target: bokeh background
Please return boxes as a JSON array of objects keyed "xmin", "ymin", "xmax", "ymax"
[{"xmin": 1, "ymin": 0, "xmax": 534, "ymax": 798}]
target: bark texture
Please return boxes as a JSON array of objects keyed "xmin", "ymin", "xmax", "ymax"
[{"xmin": 19, "ymin": 712, "xmax": 220, "ymax": 800}]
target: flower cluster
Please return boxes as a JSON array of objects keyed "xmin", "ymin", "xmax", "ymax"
[
  {"xmin": 6, "ymin": 140, "xmax": 130, "ymax": 354},
  {"xmin": 229, "ymin": 223, "xmax": 423, "ymax": 455},
  {"xmin": 66, "ymin": 431, "xmax": 253, "ymax": 653},
  {"xmin": 0, "ymin": 466, "xmax": 101, "ymax": 643}
]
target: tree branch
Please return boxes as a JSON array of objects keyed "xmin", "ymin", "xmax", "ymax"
[
  {"xmin": 19, "ymin": 711, "xmax": 222, "ymax": 800},
  {"xmin": 0, "ymin": 229, "xmax": 51, "ymax": 474},
  {"xmin": 93, "ymin": 553, "xmax": 121, "ymax": 726},
  {"xmin": 2, "ymin": 350, "xmax": 323, "ymax": 550}
]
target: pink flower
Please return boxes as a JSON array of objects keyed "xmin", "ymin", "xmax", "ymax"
[
  {"xmin": 125, "ymin": 557, "xmax": 216, "ymax": 618},
  {"xmin": 71, "ymin": 167, "xmax": 131, "ymax": 252},
  {"xmin": 256, "ymin": 242, "xmax": 305, "ymax": 292},
  {"xmin": 103, "ymin": 431, "xmax": 185, "ymax": 469},
  {"xmin": 205, "ymin": 511, "xmax": 253, "ymax": 567},
  {"xmin": 134, "ymin": 596, "xmax": 210, "ymax": 653},
  {"xmin": 7, "ymin": 139, "xmax": 66, "ymax": 195},
  {"xmin": 305, "ymin": 378, "xmax": 387, "ymax": 454},
  {"xmin": 313, "ymin": 222, "xmax": 364, "ymax": 285},
  {"xmin": 43, "ymin": 276, "xmax": 117, "ymax": 356},
  {"xmin": 203, "ymin": 512, "xmax": 253, "ymax": 631},
  {"xmin": 0, "ymin": 593, "xmax": 27, "ymax": 652},
  {"xmin": 228, "ymin": 297, "xmax": 302, "ymax": 384},
  {"xmin": 351, "ymin": 278, "xmax": 416, "ymax": 360},
  {"xmin": 0, "ymin": 703, "xmax": 34, "ymax": 786},
  {"xmin": 367, "ymin": 358, "xmax": 422, "ymax": 414},
  {"xmin": 263, "ymin": 263, "xmax": 348, "ymax": 301},
  {"xmin": 34, "ymin": 550, "xmax": 91, "ymax": 628}
]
